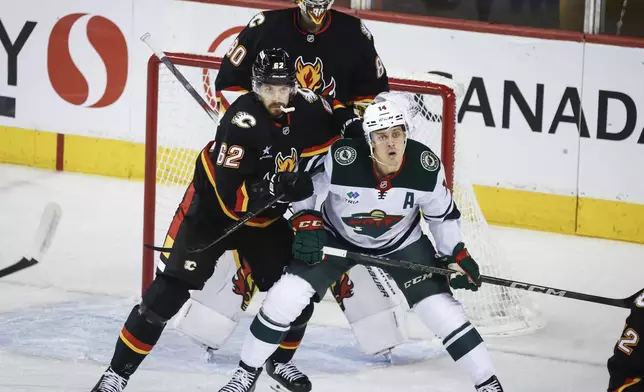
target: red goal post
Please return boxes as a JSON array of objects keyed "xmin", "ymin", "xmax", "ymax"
[
  {"xmin": 143, "ymin": 52, "xmax": 541, "ymax": 336},
  {"xmin": 143, "ymin": 52, "xmax": 456, "ymax": 292}
]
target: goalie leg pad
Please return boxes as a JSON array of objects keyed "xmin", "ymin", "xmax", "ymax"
[
  {"xmin": 414, "ymin": 293, "xmax": 495, "ymax": 385},
  {"xmin": 173, "ymin": 298, "xmax": 238, "ymax": 349},
  {"xmin": 337, "ymin": 265, "xmax": 409, "ymax": 355},
  {"xmin": 174, "ymin": 250, "xmax": 246, "ymax": 349}
]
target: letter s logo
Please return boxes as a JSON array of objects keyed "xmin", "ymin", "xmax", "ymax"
[{"xmin": 47, "ymin": 14, "xmax": 128, "ymax": 108}]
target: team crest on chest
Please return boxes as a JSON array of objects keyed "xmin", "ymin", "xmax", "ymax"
[
  {"xmin": 342, "ymin": 209, "xmax": 403, "ymax": 238},
  {"xmin": 334, "ymin": 146, "xmax": 357, "ymax": 165},
  {"xmin": 295, "ymin": 56, "xmax": 337, "ymax": 97},
  {"xmin": 275, "ymin": 147, "xmax": 298, "ymax": 172},
  {"xmin": 420, "ymin": 150, "xmax": 440, "ymax": 172}
]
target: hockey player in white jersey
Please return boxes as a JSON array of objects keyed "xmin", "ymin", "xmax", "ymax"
[{"xmin": 217, "ymin": 93, "xmax": 504, "ymax": 392}]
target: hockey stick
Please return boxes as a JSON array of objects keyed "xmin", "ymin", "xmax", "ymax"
[
  {"xmin": 140, "ymin": 32, "xmax": 220, "ymax": 124},
  {"xmin": 0, "ymin": 202, "xmax": 62, "ymax": 278},
  {"xmin": 144, "ymin": 162, "xmax": 327, "ymax": 255},
  {"xmin": 187, "ymin": 162, "xmax": 327, "ymax": 253},
  {"xmin": 322, "ymin": 246, "xmax": 641, "ymax": 309}
]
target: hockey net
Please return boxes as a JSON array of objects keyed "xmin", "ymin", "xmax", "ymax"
[{"xmin": 143, "ymin": 53, "xmax": 543, "ymax": 336}]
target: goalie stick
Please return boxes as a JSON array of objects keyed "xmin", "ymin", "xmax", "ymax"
[
  {"xmin": 0, "ymin": 202, "xmax": 62, "ymax": 278},
  {"xmin": 322, "ymin": 246, "xmax": 641, "ymax": 309},
  {"xmin": 141, "ymin": 32, "xmax": 220, "ymax": 124}
]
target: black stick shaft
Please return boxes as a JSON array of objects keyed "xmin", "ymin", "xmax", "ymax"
[{"xmin": 323, "ymin": 246, "xmax": 638, "ymax": 309}]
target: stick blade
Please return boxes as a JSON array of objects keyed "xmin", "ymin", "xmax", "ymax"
[
  {"xmin": 31, "ymin": 202, "xmax": 62, "ymax": 260},
  {"xmin": 0, "ymin": 257, "xmax": 38, "ymax": 279}
]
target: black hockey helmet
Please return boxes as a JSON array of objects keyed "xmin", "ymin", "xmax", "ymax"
[
  {"xmin": 251, "ymin": 48, "xmax": 297, "ymax": 87},
  {"xmin": 296, "ymin": 0, "xmax": 334, "ymax": 25}
]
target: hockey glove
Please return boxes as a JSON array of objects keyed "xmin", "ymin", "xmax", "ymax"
[
  {"xmin": 270, "ymin": 171, "xmax": 314, "ymax": 202},
  {"xmin": 341, "ymin": 116, "xmax": 364, "ymax": 138},
  {"xmin": 441, "ymin": 242, "xmax": 481, "ymax": 291},
  {"xmin": 289, "ymin": 210, "xmax": 327, "ymax": 265}
]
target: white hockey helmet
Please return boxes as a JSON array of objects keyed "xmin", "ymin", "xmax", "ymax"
[{"xmin": 362, "ymin": 96, "xmax": 407, "ymax": 147}]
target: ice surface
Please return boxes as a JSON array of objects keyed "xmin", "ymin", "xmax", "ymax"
[{"xmin": 1, "ymin": 164, "xmax": 643, "ymax": 391}]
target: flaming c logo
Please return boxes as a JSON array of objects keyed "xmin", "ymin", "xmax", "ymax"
[
  {"xmin": 330, "ymin": 273, "xmax": 354, "ymax": 311},
  {"xmin": 231, "ymin": 252, "xmax": 257, "ymax": 311},
  {"xmin": 47, "ymin": 14, "xmax": 128, "ymax": 107}
]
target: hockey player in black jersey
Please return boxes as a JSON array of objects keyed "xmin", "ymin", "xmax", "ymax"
[
  {"xmin": 215, "ymin": 0, "xmax": 389, "ymax": 138},
  {"xmin": 90, "ymin": 49, "xmax": 340, "ymax": 392},
  {"xmin": 217, "ymin": 93, "xmax": 505, "ymax": 392},
  {"xmin": 608, "ymin": 290, "xmax": 644, "ymax": 391}
]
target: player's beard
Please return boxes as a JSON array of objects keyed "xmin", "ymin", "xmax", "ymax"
[{"xmin": 266, "ymin": 101, "xmax": 288, "ymax": 117}]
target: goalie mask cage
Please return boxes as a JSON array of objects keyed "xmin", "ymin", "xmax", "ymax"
[{"xmin": 143, "ymin": 53, "xmax": 543, "ymax": 336}]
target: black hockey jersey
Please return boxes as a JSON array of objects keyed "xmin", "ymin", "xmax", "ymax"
[
  {"xmin": 607, "ymin": 290, "xmax": 644, "ymax": 391},
  {"xmin": 192, "ymin": 90, "xmax": 340, "ymax": 227},
  {"xmin": 215, "ymin": 7, "xmax": 388, "ymax": 113}
]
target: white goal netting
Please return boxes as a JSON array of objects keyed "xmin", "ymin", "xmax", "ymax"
[{"xmin": 144, "ymin": 53, "xmax": 544, "ymax": 337}]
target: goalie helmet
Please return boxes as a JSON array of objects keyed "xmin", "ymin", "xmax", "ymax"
[{"xmin": 296, "ymin": 0, "xmax": 334, "ymax": 25}]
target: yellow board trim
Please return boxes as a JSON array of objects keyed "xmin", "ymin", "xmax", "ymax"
[
  {"xmin": 1, "ymin": 126, "xmax": 643, "ymax": 244},
  {"xmin": 473, "ymin": 185, "xmax": 578, "ymax": 235},
  {"xmin": 64, "ymin": 134, "xmax": 145, "ymax": 180},
  {"xmin": 0, "ymin": 126, "xmax": 57, "ymax": 169},
  {"xmin": 578, "ymin": 198, "xmax": 644, "ymax": 243}
]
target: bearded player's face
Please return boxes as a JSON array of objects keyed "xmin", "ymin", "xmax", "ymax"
[{"xmin": 256, "ymin": 83, "xmax": 295, "ymax": 117}]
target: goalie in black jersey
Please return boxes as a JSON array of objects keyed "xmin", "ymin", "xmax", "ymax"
[
  {"xmin": 90, "ymin": 49, "xmax": 341, "ymax": 392},
  {"xmin": 608, "ymin": 290, "xmax": 644, "ymax": 391},
  {"xmin": 215, "ymin": 0, "xmax": 389, "ymax": 138}
]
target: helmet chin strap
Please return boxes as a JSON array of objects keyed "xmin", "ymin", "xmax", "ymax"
[{"xmin": 369, "ymin": 137, "xmax": 407, "ymax": 170}]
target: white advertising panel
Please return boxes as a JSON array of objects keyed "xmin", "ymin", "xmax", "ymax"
[
  {"xmin": 578, "ymin": 43, "xmax": 644, "ymax": 204},
  {"xmin": 0, "ymin": 0, "xmax": 133, "ymax": 140}
]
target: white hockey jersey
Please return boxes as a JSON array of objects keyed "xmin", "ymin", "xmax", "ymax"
[{"xmin": 294, "ymin": 138, "xmax": 463, "ymax": 256}]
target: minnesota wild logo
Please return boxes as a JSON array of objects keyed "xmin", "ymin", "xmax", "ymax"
[{"xmin": 341, "ymin": 209, "xmax": 403, "ymax": 238}]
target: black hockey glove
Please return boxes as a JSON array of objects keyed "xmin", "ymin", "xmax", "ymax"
[
  {"xmin": 439, "ymin": 242, "xmax": 481, "ymax": 291},
  {"xmin": 269, "ymin": 171, "xmax": 314, "ymax": 202},
  {"xmin": 341, "ymin": 116, "xmax": 364, "ymax": 138},
  {"xmin": 289, "ymin": 210, "xmax": 327, "ymax": 265}
]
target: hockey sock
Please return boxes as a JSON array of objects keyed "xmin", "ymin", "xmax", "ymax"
[
  {"xmin": 110, "ymin": 305, "xmax": 165, "ymax": 377},
  {"xmin": 443, "ymin": 321, "xmax": 495, "ymax": 385},
  {"xmin": 271, "ymin": 323, "xmax": 306, "ymax": 363},
  {"xmin": 241, "ymin": 309, "xmax": 290, "ymax": 368}
]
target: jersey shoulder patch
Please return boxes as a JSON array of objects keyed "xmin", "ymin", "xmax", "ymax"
[
  {"xmin": 397, "ymin": 140, "xmax": 442, "ymax": 192},
  {"xmin": 331, "ymin": 139, "xmax": 365, "ymax": 167},
  {"xmin": 231, "ymin": 111, "xmax": 256, "ymax": 128}
]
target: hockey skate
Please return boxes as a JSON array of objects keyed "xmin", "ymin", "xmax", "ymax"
[
  {"xmin": 219, "ymin": 361, "xmax": 263, "ymax": 392},
  {"xmin": 91, "ymin": 367, "xmax": 128, "ymax": 392},
  {"xmin": 265, "ymin": 359, "xmax": 312, "ymax": 392},
  {"xmin": 476, "ymin": 375, "xmax": 503, "ymax": 392}
]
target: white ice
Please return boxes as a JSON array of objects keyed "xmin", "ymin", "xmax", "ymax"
[{"xmin": 0, "ymin": 163, "xmax": 642, "ymax": 392}]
